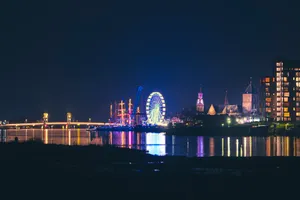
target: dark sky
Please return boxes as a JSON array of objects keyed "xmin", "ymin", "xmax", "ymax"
[{"xmin": 1, "ymin": 0, "xmax": 300, "ymax": 121}]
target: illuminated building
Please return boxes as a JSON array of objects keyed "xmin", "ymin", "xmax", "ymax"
[
  {"xmin": 242, "ymin": 78, "xmax": 258, "ymax": 114},
  {"xmin": 219, "ymin": 90, "xmax": 240, "ymax": 116},
  {"xmin": 196, "ymin": 87, "xmax": 204, "ymax": 113},
  {"xmin": 207, "ymin": 104, "xmax": 216, "ymax": 115},
  {"xmin": 260, "ymin": 76, "xmax": 276, "ymax": 120},
  {"xmin": 43, "ymin": 113, "xmax": 48, "ymax": 123},
  {"xmin": 263, "ymin": 61, "xmax": 300, "ymax": 122},
  {"xmin": 275, "ymin": 61, "xmax": 300, "ymax": 121},
  {"xmin": 67, "ymin": 112, "xmax": 72, "ymax": 123}
]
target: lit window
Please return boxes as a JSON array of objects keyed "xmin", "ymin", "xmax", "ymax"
[
  {"xmin": 284, "ymin": 107, "xmax": 288, "ymax": 112},
  {"xmin": 284, "ymin": 113, "xmax": 290, "ymax": 117},
  {"xmin": 284, "ymin": 77, "xmax": 288, "ymax": 82},
  {"xmin": 284, "ymin": 97, "xmax": 288, "ymax": 102},
  {"xmin": 284, "ymin": 92, "xmax": 290, "ymax": 97},
  {"xmin": 297, "ymin": 112, "xmax": 300, "ymax": 117}
]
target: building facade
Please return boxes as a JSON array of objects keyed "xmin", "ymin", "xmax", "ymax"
[
  {"xmin": 242, "ymin": 78, "xmax": 259, "ymax": 115},
  {"xmin": 260, "ymin": 76, "xmax": 276, "ymax": 120},
  {"xmin": 275, "ymin": 61, "xmax": 300, "ymax": 122},
  {"xmin": 262, "ymin": 61, "xmax": 300, "ymax": 122},
  {"xmin": 196, "ymin": 88, "xmax": 204, "ymax": 113}
]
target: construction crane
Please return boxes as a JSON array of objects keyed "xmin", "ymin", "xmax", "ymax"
[{"xmin": 132, "ymin": 86, "xmax": 143, "ymax": 125}]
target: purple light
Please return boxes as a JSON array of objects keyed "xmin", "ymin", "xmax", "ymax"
[{"xmin": 197, "ymin": 136, "xmax": 204, "ymax": 157}]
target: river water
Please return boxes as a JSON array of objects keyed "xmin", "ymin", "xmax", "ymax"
[{"xmin": 1, "ymin": 129, "xmax": 299, "ymax": 157}]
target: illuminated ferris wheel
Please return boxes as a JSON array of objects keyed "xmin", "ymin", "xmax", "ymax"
[{"xmin": 146, "ymin": 92, "xmax": 166, "ymax": 125}]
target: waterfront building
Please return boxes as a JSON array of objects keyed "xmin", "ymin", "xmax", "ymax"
[
  {"xmin": 260, "ymin": 76, "xmax": 276, "ymax": 121},
  {"xmin": 218, "ymin": 90, "xmax": 240, "ymax": 116},
  {"xmin": 196, "ymin": 87, "xmax": 204, "ymax": 113},
  {"xmin": 242, "ymin": 78, "xmax": 259, "ymax": 115},
  {"xmin": 261, "ymin": 61, "xmax": 300, "ymax": 122},
  {"xmin": 274, "ymin": 61, "xmax": 300, "ymax": 121}
]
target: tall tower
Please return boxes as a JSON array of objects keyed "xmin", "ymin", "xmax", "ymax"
[
  {"xmin": 273, "ymin": 60, "xmax": 300, "ymax": 122},
  {"xmin": 43, "ymin": 112, "xmax": 48, "ymax": 128},
  {"xmin": 43, "ymin": 113, "xmax": 49, "ymax": 123},
  {"xmin": 67, "ymin": 112, "xmax": 72, "ymax": 123},
  {"xmin": 242, "ymin": 77, "xmax": 258, "ymax": 114},
  {"xmin": 196, "ymin": 87, "xmax": 204, "ymax": 113}
]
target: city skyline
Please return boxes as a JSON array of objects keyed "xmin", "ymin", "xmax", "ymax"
[{"xmin": 1, "ymin": 1, "xmax": 300, "ymax": 121}]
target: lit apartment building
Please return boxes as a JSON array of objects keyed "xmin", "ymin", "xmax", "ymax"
[
  {"xmin": 275, "ymin": 61, "xmax": 300, "ymax": 122},
  {"xmin": 260, "ymin": 76, "xmax": 276, "ymax": 120}
]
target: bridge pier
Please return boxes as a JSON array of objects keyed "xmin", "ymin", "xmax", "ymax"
[{"xmin": 43, "ymin": 113, "xmax": 48, "ymax": 128}]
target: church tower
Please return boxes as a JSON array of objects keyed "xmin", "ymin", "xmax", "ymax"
[{"xmin": 196, "ymin": 87, "xmax": 204, "ymax": 113}]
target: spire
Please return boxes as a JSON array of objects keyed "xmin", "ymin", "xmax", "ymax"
[
  {"xmin": 224, "ymin": 90, "xmax": 229, "ymax": 106},
  {"xmin": 197, "ymin": 85, "xmax": 204, "ymax": 112},
  {"xmin": 199, "ymin": 85, "xmax": 202, "ymax": 93},
  {"xmin": 245, "ymin": 77, "xmax": 254, "ymax": 94}
]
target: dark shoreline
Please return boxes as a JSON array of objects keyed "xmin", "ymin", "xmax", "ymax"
[
  {"xmin": 1, "ymin": 142, "xmax": 300, "ymax": 198},
  {"xmin": 1, "ymin": 142, "xmax": 300, "ymax": 173}
]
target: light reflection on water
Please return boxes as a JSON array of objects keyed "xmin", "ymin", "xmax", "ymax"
[{"xmin": 1, "ymin": 129, "xmax": 300, "ymax": 157}]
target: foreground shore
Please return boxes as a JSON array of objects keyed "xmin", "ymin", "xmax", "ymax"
[{"xmin": 1, "ymin": 142, "xmax": 300, "ymax": 199}]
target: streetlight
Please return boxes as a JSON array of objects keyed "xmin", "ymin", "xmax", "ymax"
[{"xmin": 227, "ymin": 117, "xmax": 231, "ymax": 127}]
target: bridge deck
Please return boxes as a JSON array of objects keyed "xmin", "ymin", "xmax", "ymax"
[{"xmin": 0, "ymin": 122, "xmax": 111, "ymax": 127}]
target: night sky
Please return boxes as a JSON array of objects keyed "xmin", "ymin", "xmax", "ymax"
[{"xmin": 1, "ymin": 0, "xmax": 300, "ymax": 121}]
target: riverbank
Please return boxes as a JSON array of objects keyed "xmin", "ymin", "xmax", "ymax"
[{"xmin": 1, "ymin": 142, "xmax": 300, "ymax": 199}]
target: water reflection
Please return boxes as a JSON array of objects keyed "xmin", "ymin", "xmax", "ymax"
[
  {"xmin": 1, "ymin": 129, "xmax": 300, "ymax": 157},
  {"xmin": 146, "ymin": 133, "xmax": 166, "ymax": 156}
]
